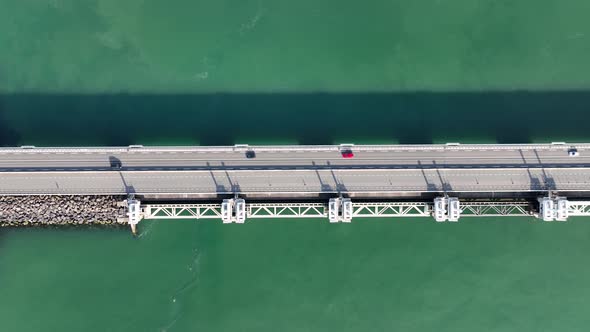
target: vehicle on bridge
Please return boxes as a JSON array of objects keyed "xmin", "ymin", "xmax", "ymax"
[
  {"xmin": 245, "ymin": 150, "xmax": 256, "ymax": 159},
  {"xmin": 341, "ymin": 150, "xmax": 354, "ymax": 158},
  {"xmin": 109, "ymin": 156, "xmax": 122, "ymax": 169},
  {"xmin": 569, "ymin": 148, "xmax": 579, "ymax": 157}
]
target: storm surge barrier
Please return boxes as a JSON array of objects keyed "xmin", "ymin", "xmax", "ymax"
[
  {"xmin": 3, "ymin": 142, "xmax": 590, "ymax": 234},
  {"xmin": 121, "ymin": 197, "xmax": 590, "ymax": 234}
]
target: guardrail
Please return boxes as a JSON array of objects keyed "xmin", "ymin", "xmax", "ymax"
[{"xmin": 0, "ymin": 142, "xmax": 587, "ymax": 154}]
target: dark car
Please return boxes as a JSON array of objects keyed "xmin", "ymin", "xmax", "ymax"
[
  {"xmin": 568, "ymin": 148, "xmax": 579, "ymax": 157},
  {"xmin": 109, "ymin": 156, "xmax": 122, "ymax": 169},
  {"xmin": 245, "ymin": 150, "xmax": 256, "ymax": 159}
]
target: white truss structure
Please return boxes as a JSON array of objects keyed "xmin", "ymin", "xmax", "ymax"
[
  {"xmin": 352, "ymin": 202, "xmax": 430, "ymax": 217},
  {"xmin": 566, "ymin": 201, "xmax": 590, "ymax": 216},
  {"xmin": 248, "ymin": 203, "xmax": 326, "ymax": 219},
  {"xmin": 141, "ymin": 201, "xmax": 561, "ymax": 221},
  {"xmin": 143, "ymin": 204, "xmax": 222, "ymax": 219},
  {"xmin": 460, "ymin": 202, "xmax": 531, "ymax": 217}
]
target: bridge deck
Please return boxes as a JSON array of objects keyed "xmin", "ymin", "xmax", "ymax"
[
  {"xmin": 0, "ymin": 167, "xmax": 589, "ymax": 196},
  {"xmin": 0, "ymin": 144, "xmax": 589, "ymax": 196},
  {"xmin": 0, "ymin": 143, "xmax": 589, "ymax": 172}
]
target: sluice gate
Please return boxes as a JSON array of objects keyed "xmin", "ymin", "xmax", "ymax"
[{"xmin": 124, "ymin": 196, "xmax": 590, "ymax": 233}]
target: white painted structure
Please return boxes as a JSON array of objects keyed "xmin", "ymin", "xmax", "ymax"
[
  {"xmin": 126, "ymin": 198, "xmax": 142, "ymax": 234},
  {"xmin": 433, "ymin": 197, "xmax": 461, "ymax": 222},
  {"xmin": 128, "ymin": 197, "xmax": 590, "ymax": 230},
  {"xmin": 538, "ymin": 196, "xmax": 570, "ymax": 221},
  {"xmin": 328, "ymin": 198, "xmax": 340, "ymax": 223}
]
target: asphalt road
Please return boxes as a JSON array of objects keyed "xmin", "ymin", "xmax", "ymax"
[
  {"xmin": 0, "ymin": 143, "xmax": 588, "ymax": 171},
  {"xmin": 1, "ymin": 144, "xmax": 588, "ymax": 195},
  {"xmin": 0, "ymin": 168, "xmax": 588, "ymax": 195}
]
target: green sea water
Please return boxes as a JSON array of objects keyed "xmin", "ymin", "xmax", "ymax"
[
  {"xmin": 3, "ymin": 218, "xmax": 590, "ymax": 332},
  {"xmin": 1, "ymin": 0, "xmax": 590, "ymax": 93},
  {"xmin": 1, "ymin": 1, "xmax": 590, "ymax": 146},
  {"xmin": 2, "ymin": 1, "xmax": 590, "ymax": 331}
]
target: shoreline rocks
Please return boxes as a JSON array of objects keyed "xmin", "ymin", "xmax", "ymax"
[{"xmin": 0, "ymin": 195, "xmax": 127, "ymax": 227}]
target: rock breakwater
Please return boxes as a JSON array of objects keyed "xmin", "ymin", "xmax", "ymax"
[{"xmin": 0, "ymin": 195, "xmax": 127, "ymax": 227}]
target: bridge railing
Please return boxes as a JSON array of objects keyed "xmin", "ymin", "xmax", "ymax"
[{"xmin": 2, "ymin": 142, "xmax": 589, "ymax": 154}]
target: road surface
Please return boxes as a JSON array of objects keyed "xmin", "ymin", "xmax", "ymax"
[
  {"xmin": 0, "ymin": 143, "xmax": 588, "ymax": 171},
  {"xmin": 0, "ymin": 144, "xmax": 588, "ymax": 196},
  {"xmin": 0, "ymin": 167, "xmax": 588, "ymax": 196}
]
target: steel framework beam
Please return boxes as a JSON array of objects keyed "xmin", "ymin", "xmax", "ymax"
[
  {"xmin": 248, "ymin": 203, "xmax": 326, "ymax": 219},
  {"xmin": 141, "ymin": 201, "xmax": 550, "ymax": 221},
  {"xmin": 144, "ymin": 204, "xmax": 222, "ymax": 219},
  {"xmin": 567, "ymin": 201, "xmax": 590, "ymax": 216},
  {"xmin": 460, "ymin": 202, "xmax": 531, "ymax": 217},
  {"xmin": 352, "ymin": 202, "xmax": 430, "ymax": 217}
]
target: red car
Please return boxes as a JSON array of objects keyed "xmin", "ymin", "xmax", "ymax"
[{"xmin": 341, "ymin": 150, "xmax": 354, "ymax": 158}]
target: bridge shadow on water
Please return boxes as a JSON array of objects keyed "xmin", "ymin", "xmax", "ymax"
[{"xmin": 1, "ymin": 91, "xmax": 590, "ymax": 146}]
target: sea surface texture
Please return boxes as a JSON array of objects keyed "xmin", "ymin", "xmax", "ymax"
[{"xmin": 1, "ymin": 1, "xmax": 590, "ymax": 331}]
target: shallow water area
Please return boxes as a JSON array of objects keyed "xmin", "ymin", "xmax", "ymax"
[
  {"xmin": 2, "ymin": 1, "xmax": 590, "ymax": 331},
  {"xmin": 2, "ymin": 218, "xmax": 590, "ymax": 331}
]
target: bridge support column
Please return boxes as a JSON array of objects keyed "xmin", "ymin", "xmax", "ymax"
[
  {"xmin": 328, "ymin": 198, "xmax": 340, "ymax": 223},
  {"xmin": 448, "ymin": 197, "xmax": 461, "ymax": 222},
  {"xmin": 126, "ymin": 198, "xmax": 142, "ymax": 235},
  {"xmin": 221, "ymin": 199, "xmax": 234, "ymax": 223},
  {"xmin": 328, "ymin": 198, "xmax": 353, "ymax": 223},
  {"xmin": 538, "ymin": 196, "xmax": 569, "ymax": 221},
  {"xmin": 221, "ymin": 198, "xmax": 247, "ymax": 224},
  {"xmin": 433, "ymin": 197, "xmax": 446, "ymax": 222},
  {"xmin": 235, "ymin": 199, "xmax": 246, "ymax": 224},
  {"xmin": 555, "ymin": 197, "xmax": 569, "ymax": 221},
  {"xmin": 433, "ymin": 197, "xmax": 461, "ymax": 222},
  {"xmin": 342, "ymin": 198, "xmax": 353, "ymax": 223}
]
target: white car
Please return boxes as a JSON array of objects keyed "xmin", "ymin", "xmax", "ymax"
[{"xmin": 568, "ymin": 148, "xmax": 579, "ymax": 157}]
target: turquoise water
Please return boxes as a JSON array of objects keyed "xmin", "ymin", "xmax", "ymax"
[
  {"xmin": 1, "ymin": 1, "xmax": 590, "ymax": 92},
  {"xmin": 1, "ymin": 1, "xmax": 590, "ymax": 146},
  {"xmin": 2, "ymin": 1, "xmax": 590, "ymax": 331},
  {"xmin": 3, "ymin": 218, "xmax": 590, "ymax": 332}
]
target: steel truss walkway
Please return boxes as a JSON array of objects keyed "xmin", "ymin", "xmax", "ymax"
[{"xmin": 129, "ymin": 196, "xmax": 590, "ymax": 229}]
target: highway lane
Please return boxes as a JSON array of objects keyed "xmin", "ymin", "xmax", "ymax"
[
  {"xmin": 0, "ymin": 144, "xmax": 589, "ymax": 171},
  {"xmin": 2, "ymin": 144, "xmax": 590, "ymax": 196},
  {"xmin": 1, "ymin": 168, "xmax": 589, "ymax": 195}
]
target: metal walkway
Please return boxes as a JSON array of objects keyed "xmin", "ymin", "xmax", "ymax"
[
  {"xmin": 138, "ymin": 200, "xmax": 540, "ymax": 222},
  {"xmin": 112, "ymin": 194, "xmax": 590, "ymax": 233}
]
